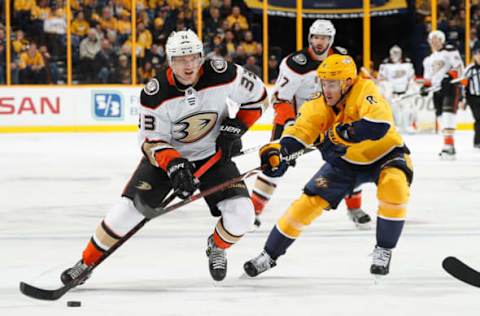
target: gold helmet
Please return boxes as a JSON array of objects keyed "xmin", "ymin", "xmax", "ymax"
[{"xmin": 317, "ymin": 54, "xmax": 357, "ymax": 81}]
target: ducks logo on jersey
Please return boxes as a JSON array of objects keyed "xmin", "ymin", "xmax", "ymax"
[{"xmin": 173, "ymin": 112, "xmax": 218, "ymax": 143}]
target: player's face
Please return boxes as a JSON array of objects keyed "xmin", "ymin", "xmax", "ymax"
[
  {"xmin": 310, "ymin": 35, "xmax": 331, "ymax": 55},
  {"xmin": 321, "ymin": 79, "xmax": 342, "ymax": 106},
  {"xmin": 429, "ymin": 37, "xmax": 443, "ymax": 51},
  {"xmin": 170, "ymin": 53, "xmax": 203, "ymax": 85}
]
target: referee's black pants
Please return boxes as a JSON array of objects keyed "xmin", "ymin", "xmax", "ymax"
[{"xmin": 466, "ymin": 95, "xmax": 480, "ymax": 146}]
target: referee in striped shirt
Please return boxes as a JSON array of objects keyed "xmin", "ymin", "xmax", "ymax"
[{"xmin": 463, "ymin": 47, "xmax": 480, "ymax": 148}]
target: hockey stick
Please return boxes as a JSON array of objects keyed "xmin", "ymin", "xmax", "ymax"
[
  {"xmin": 442, "ymin": 256, "xmax": 480, "ymax": 288},
  {"xmin": 19, "ymin": 151, "xmax": 223, "ymax": 301},
  {"xmin": 134, "ymin": 144, "xmax": 319, "ymax": 219}
]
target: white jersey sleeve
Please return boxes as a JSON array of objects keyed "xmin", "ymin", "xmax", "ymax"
[
  {"xmin": 273, "ymin": 58, "xmax": 304, "ymax": 103},
  {"xmin": 229, "ymin": 64, "xmax": 268, "ymax": 112}
]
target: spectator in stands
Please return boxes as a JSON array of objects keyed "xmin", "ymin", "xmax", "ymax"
[
  {"xmin": 79, "ymin": 28, "xmax": 101, "ymax": 82},
  {"xmin": 151, "ymin": 17, "xmax": 166, "ymax": 43},
  {"xmin": 138, "ymin": 61, "xmax": 155, "ymax": 83},
  {"xmin": 233, "ymin": 45, "xmax": 246, "ymax": 65},
  {"xmin": 19, "ymin": 43, "xmax": 47, "ymax": 84},
  {"xmin": 243, "ymin": 55, "xmax": 261, "ymax": 78},
  {"xmin": 30, "ymin": 0, "xmax": 52, "ymax": 45},
  {"xmin": 144, "ymin": 43, "xmax": 165, "ymax": 67},
  {"xmin": 44, "ymin": 4, "xmax": 67, "ymax": 60},
  {"xmin": 95, "ymin": 39, "xmax": 117, "ymax": 83},
  {"xmin": 113, "ymin": 54, "xmax": 131, "ymax": 84},
  {"xmin": 117, "ymin": 13, "xmax": 132, "ymax": 44},
  {"xmin": 39, "ymin": 45, "xmax": 58, "ymax": 83},
  {"xmin": 137, "ymin": 22, "xmax": 153, "ymax": 63},
  {"xmin": 12, "ymin": 30, "xmax": 29, "ymax": 57},
  {"xmin": 94, "ymin": 7, "xmax": 118, "ymax": 33},
  {"xmin": 240, "ymin": 31, "xmax": 261, "ymax": 57},
  {"xmin": 0, "ymin": 39, "xmax": 4, "ymax": 84},
  {"xmin": 205, "ymin": 7, "xmax": 223, "ymax": 43},
  {"xmin": 224, "ymin": 30, "xmax": 237, "ymax": 57},
  {"xmin": 226, "ymin": 6, "xmax": 248, "ymax": 31},
  {"xmin": 72, "ymin": 11, "xmax": 91, "ymax": 39},
  {"xmin": 13, "ymin": 0, "xmax": 35, "ymax": 32},
  {"xmin": 220, "ymin": 0, "xmax": 233, "ymax": 19},
  {"xmin": 268, "ymin": 55, "xmax": 279, "ymax": 84}
]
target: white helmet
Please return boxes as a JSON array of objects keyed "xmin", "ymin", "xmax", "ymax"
[
  {"xmin": 428, "ymin": 30, "xmax": 446, "ymax": 44},
  {"xmin": 166, "ymin": 29, "xmax": 204, "ymax": 64},
  {"xmin": 308, "ymin": 19, "xmax": 336, "ymax": 54},
  {"xmin": 389, "ymin": 45, "xmax": 402, "ymax": 62}
]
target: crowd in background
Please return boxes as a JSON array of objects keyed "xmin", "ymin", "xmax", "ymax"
[
  {"xmin": 0, "ymin": 0, "xmax": 480, "ymax": 85},
  {"xmin": 0, "ymin": 0, "xmax": 271, "ymax": 84}
]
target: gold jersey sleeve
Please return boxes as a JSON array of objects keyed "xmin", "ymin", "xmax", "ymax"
[{"xmin": 283, "ymin": 77, "xmax": 405, "ymax": 166}]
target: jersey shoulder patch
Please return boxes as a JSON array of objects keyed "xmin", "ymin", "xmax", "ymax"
[
  {"xmin": 196, "ymin": 59, "xmax": 237, "ymax": 90},
  {"xmin": 143, "ymin": 78, "xmax": 160, "ymax": 96},
  {"xmin": 209, "ymin": 58, "xmax": 228, "ymax": 73},
  {"xmin": 404, "ymin": 57, "xmax": 412, "ymax": 63},
  {"xmin": 285, "ymin": 48, "xmax": 319, "ymax": 74},
  {"xmin": 332, "ymin": 46, "xmax": 348, "ymax": 55},
  {"xmin": 140, "ymin": 72, "xmax": 182, "ymax": 109}
]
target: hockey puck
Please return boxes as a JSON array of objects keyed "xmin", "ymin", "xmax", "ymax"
[{"xmin": 67, "ymin": 301, "xmax": 81, "ymax": 307}]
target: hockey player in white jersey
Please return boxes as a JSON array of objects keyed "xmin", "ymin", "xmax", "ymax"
[
  {"xmin": 378, "ymin": 45, "xmax": 416, "ymax": 133},
  {"xmin": 251, "ymin": 19, "xmax": 371, "ymax": 229},
  {"xmin": 421, "ymin": 30, "xmax": 464, "ymax": 159},
  {"xmin": 59, "ymin": 30, "xmax": 268, "ymax": 284}
]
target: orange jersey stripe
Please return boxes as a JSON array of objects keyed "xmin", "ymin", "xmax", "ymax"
[
  {"xmin": 155, "ymin": 148, "xmax": 181, "ymax": 171},
  {"xmin": 236, "ymin": 108, "xmax": 262, "ymax": 128}
]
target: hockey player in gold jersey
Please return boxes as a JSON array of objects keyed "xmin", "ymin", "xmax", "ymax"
[{"xmin": 244, "ymin": 54, "xmax": 413, "ymax": 277}]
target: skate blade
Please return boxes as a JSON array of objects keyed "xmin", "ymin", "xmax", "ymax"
[
  {"xmin": 239, "ymin": 272, "xmax": 254, "ymax": 279},
  {"xmin": 355, "ymin": 223, "xmax": 372, "ymax": 231},
  {"xmin": 372, "ymin": 274, "xmax": 386, "ymax": 285},
  {"xmin": 439, "ymin": 154, "xmax": 456, "ymax": 161}
]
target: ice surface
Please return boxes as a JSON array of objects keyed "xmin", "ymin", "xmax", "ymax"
[{"xmin": 1, "ymin": 131, "xmax": 480, "ymax": 316}]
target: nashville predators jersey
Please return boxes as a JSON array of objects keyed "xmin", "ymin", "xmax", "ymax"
[
  {"xmin": 283, "ymin": 77, "xmax": 405, "ymax": 166},
  {"xmin": 139, "ymin": 58, "xmax": 268, "ymax": 169},
  {"xmin": 273, "ymin": 46, "xmax": 347, "ymax": 112}
]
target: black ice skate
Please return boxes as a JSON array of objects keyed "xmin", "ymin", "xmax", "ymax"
[
  {"xmin": 370, "ymin": 246, "xmax": 392, "ymax": 276},
  {"xmin": 347, "ymin": 208, "xmax": 372, "ymax": 230},
  {"xmin": 243, "ymin": 251, "xmax": 276, "ymax": 277},
  {"xmin": 206, "ymin": 235, "xmax": 227, "ymax": 281},
  {"xmin": 439, "ymin": 146, "xmax": 456, "ymax": 160},
  {"xmin": 60, "ymin": 260, "xmax": 91, "ymax": 286}
]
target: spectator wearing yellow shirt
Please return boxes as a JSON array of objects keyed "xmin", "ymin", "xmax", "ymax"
[
  {"xmin": 240, "ymin": 31, "xmax": 261, "ymax": 57},
  {"xmin": 12, "ymin": 30, "xmax": 29, "ymax": 55},
  {"xmin": 226, "ymin": 6, "xmax": 248, "ymax": 31},
  {"xmin": 137, "ymin": 22, "xmax": 153, "ymax": 59},
  {"xmin": 93, "ymin": 7, "xmax": 118, "ymax": 32},
  {"xmin": 117, "ymin": 14, "xmax": 132, "ymax": 46},
  {"xmin": 72, "ymin": 11, "xmax": 90, "ymax": 38},
  {"xmin": 19, "ymin": 43, "xmax": 47, "ymax": 84},
  {"xmin": 138, "ymin": 61, "xmax": 156, "ymax": 84},
  {"xmin": 30, "ymin": 0, "xmax": 51, "ymax": 43}
]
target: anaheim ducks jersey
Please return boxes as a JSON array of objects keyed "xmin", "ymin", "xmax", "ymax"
[
  {"xmin": 273, "ymin": 46, "xmax": 347, "ymax": 111},
  {"xmin": 283, "ymin": 77, "xmax": 404, "ymax": 166},
  {"xmin": 139, "ymin": 58, "xmax": 267, "ymax": 169},
  {"xmin": 423, "ymin": 44, "xmax": 464, "ymax": 89},
  {"xmin": 378, "ymin": 58, "xmax": 415, "ymax": 94}
]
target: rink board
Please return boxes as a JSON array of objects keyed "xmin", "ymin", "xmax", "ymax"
[{"xmin": 0, "ymin": 86, "xmax": 474, "ymax": 133}]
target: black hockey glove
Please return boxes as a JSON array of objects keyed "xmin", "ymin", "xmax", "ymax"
[
  {"xmin": 419, "ymin": 85, "xmax": 430, "ymax": 97},
  {"xmin": 318, "ymin": 125, "xmax": 348, "ymax": 164},
  {"xmin": 166, "ymin": 158, "xmax": 196, "ymax": 199},
  {"xmin": 216, "ymin": 118, "xmax": 247, "ymax": 162},
  {"xmin": 259, "ymin": 143, "xmax": 289, "ymax": 178}
]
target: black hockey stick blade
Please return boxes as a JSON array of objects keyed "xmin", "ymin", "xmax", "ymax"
[
  {"xmin": 442, "ymin": 256, "xmax": 480, "ymax": 288},
  {"xmin": 20, "ymin": 281, "xmax": 75, "ymax": 301}
]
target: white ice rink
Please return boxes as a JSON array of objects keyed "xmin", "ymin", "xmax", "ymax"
[{"xmin": 1, "ymin": 131, "xmax": 480, "ymax": 316}]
